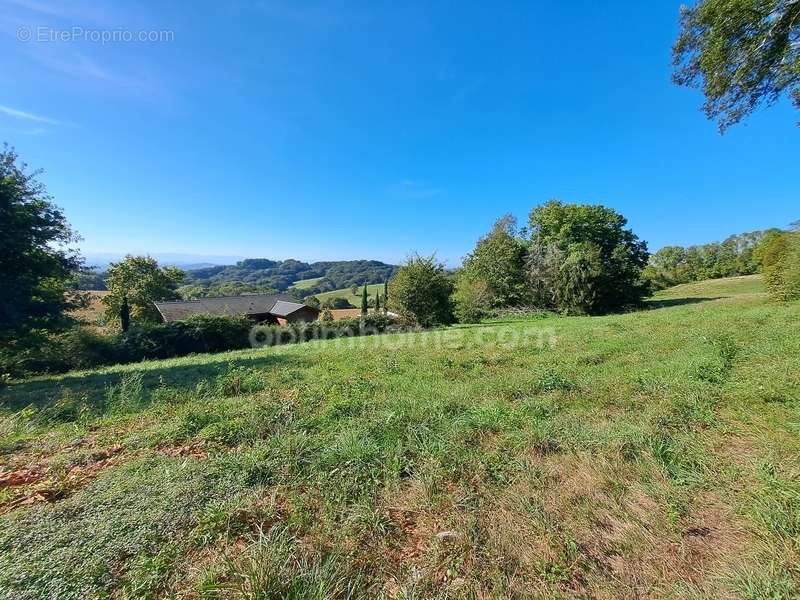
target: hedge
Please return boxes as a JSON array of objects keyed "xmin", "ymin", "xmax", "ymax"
[{"xmin": 2, "ymin": 314, "xmax": 395, "ymax": 378}]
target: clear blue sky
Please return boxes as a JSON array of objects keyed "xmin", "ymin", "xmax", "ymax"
[{"xmin": 1, "ymin": 1, "xmax": 797, "ymax": 266}]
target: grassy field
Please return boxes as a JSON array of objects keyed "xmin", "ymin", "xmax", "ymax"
[
  {"xmin": 70, "ymin": 290, "xmax": 110, "ymax": 332},
  {"xmin": 289, "ymin": 277, "xmax": 325, "ymax": 291},
  {"xmin": 1, "ymin": 276, "xmax": 799, "ymax": 598},
  {"xmin": 314, "ymin": 283, "xmax": 384, "ymax": 306}
]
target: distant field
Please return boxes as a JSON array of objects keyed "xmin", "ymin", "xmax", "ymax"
[
  {"xmin": 289, "ymin": 277, "xmax": 324, "ymax": 290},
  {"xmin": 70, "ymin": 290, "xmax": 110, "ymax": 330},
  {"xmin": 2, "ymin": 275, "xmax": 798, "ymax": 598},
  {"xmin": 652, "ymin": 274, "xmax": 765, "ymax": 300},
  {"xmin": 314, "ymin": 283, "xmax": 384, "ymax": 305}
]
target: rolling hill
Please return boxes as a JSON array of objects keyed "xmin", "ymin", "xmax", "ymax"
[{"xmin": 183, "ymin": 258, "xmax": 396, "ymax": 297}]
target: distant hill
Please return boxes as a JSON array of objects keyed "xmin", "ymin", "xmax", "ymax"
[{"xmin": 182, "ymin": 258, "xmax": 397, "ymax": 298}]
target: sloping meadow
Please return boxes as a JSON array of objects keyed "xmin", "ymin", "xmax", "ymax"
[{"xmin": 0, "ymin": 278, "xmax": 798, "ymax": 598}]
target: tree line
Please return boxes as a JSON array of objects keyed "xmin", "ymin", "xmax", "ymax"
[
  {"xmin": 384, "ymin": 212, "xmax": 800, "ymax": 328},
  {"xmin": 643, "ymin": 230, "xmax": 782, "ymax": 290},
  {"xmin": 384, "ymin": 201, "xmax": 651, "ymax": 326}
]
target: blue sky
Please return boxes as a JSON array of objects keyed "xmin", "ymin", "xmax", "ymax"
[{"xmin": 1, "ymin": 0, "xmax": 797, "ymax": 267}]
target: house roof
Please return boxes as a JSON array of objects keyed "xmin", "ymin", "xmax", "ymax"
[
  {"xmin": 154, "ymin": 293, "xmax": 297, "ymax": 322},
  {"xmin": 270, "ymin": 300, "xmax": 311, "ymax": 317}
]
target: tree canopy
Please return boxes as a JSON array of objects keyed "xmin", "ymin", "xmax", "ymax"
[
  {"xmin": 673, "ymin": 0, "xmax": 800, "ymax": 131},
  {"xmin": 322, "ymin": 297, "xmax": 354, "ymax": 309},
  {"xmin": 459, "ymin": 215, "xmax": 529, "ymax": 308},
  {"xmin": 526, "ymin": 201, "xmax": 649, "ymax": 314},
  {"xmin": 102, "ymin": 256, "xmax": 185, "ymax": 325},
  {"xmin": 759, "ymin": 230, "xmax": 800, "ymax": 301},
  {"xmin": 388, "ymin": 255, "xmax": 454, "ymax": 327},
  {"xmin": 0, "ymin": 145, "xmax": 82, "ymax": 337}
]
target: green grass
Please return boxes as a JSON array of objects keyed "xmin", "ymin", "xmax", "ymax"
[
  {"xmin": 314, "ymin": 283, "xmax": 384, "ymax": 305},
  {"xmin": 290, "ymin": 277, "xmax": 324, "ymax": 291},
  {"xmin": 1, "ymin": 276, "xmax": 799, "ymax": 598},
  {"xmin": 652, "ymin": 273, "xmax": 765, "ymax": 300}
]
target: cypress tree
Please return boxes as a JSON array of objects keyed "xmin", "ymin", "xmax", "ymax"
[
  {"xmin": 375, "ymin": 290, "xmax": 381, "ymax": 312},
  {"xmin": 120, "ymin": 295, "xmax": 131, "ymax": 332},
  {"xmin": 361, "ymin": 283, "xmax": 368, "ymax": 316}
]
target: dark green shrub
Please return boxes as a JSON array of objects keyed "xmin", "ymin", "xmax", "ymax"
[
  {"xmin": 121, "ymin": 315, "xmax": 252, "ymax": 360},
  {"xmin": 0, "ymin": 327, "xmax": 125, "ymax": 378}
]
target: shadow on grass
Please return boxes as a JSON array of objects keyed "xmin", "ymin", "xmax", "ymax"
[
  {"xmin": 645, "ymin": 297, "xmax": 722, "ymax": 309},
  {"xmin": 0, "ymin": 352, "xmax": 297, "ymax": 412}
]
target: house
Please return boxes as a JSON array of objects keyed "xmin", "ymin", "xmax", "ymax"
[{"xmin": 153, "ymin": 294, "xmax": 320, "ymax": 325}]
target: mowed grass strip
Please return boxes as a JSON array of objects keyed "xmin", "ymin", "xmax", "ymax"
[
  {"xmin": 289, "ymin": 277, "xmax": 324, "ymax": 291},
  {"xmin": 0, "ymin": 276, "xmax": 798, "ymax": 599}
]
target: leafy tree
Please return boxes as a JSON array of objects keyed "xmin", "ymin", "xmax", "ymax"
[
  {"xmin": 643, "ymin": 246, "xmax": 691, "ymax": 289},
  {"xmin": 527, "ymin": 200, "xmax": 649, "ymax": 314},
  {"xmin": 753, "ymin": 229, "xmax": 787, "ymax": 267},
  {"xmin": 453, "ymin": 271, "xmax": 493, "ymax": 323},
  {"xmin": 322, "ymin": 297, "xmax": 353, "ymax": 309},
  {"xmin": 672, "ymin": 0, "xmax": 800, "ymax": 131},
  {"xmin": 387, "ymin": 255, "xmax": 454, "ymax": 327},
  {"xmin": 759, "ymin": 231, "xmax": 800, "ymax": 301},
  {"xmin": 525, "ymin": 239, "xmax": 565, "ymax": 309},
  {"xmin": 461, "ymin": 215, "xmax": 529, "ymax": 309},
  {"xmin": 556, "ymin": 242, "xmax": 604, "ymax": 314},
  {"xmin": 0, "ymin": 145, "xmax": 83, "ymax": 337},
  {"xmin": 102, "ymin": 256, "xmax": 184, "ymax": 325},
  {"xmin": 176, "ymin": 284, "xmax": 209, "ymax": 300},
  {"xmin": 361, "ymin": 283, "xmax": 369, "ymax": 315},
  {"xmin": 305, "ymin": 295, "xmax": 321, "ymax": 309},
  {"xmin": 321, "ymin": 308, "xmax": 334, "ymax": 322},
  {"xmin": 526, "ymin": 239, "xmax": 607, "ymax": 314}
]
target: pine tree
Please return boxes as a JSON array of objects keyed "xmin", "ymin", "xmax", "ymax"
[{"xmin": 361, "ymin": 283, "xmax": 368, "ymax": 316}]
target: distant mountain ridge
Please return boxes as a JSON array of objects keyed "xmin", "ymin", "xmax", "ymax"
[
  {"xmin": 182, "ymin": 258, "xmax": 397, "ymax": 298},
  {"xmin": 83, "ymin": 253, "xmax": 244, "ymax": 271}
]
